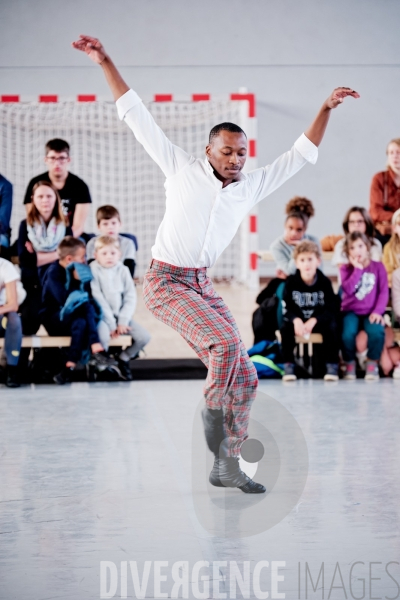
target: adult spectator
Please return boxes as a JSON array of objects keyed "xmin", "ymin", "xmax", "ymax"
[
  {"xmin": 18, "ymin": 181, "xmax": 71, "ymax": 334},
  {"xmin": 23, "ymin": 139, "xmax": 91, "ymax": 239},
  {"xmin": 0, "ymin": 174, "xmax": 12, "ymax": 254},
  {"xmin": 332, "ymin": 206, "xmax": 382, "ymax": 269},
  {"xmin": 270, "ymin": 196, "xmax": 321, "ymax": 279},
  {"xmin": 370, "ymin": 138, "xmax": 400, "ymax": 245}
]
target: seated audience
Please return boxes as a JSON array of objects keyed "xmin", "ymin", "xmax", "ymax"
[
  {"xmin": 90, "ymin": 236, "xmax": 150, "ymax": 381},
  {"xmin": 39, "ymin": 237, "xmax": 116, "ymax": 385},
  {"xmin": 270, "ymin": 196, "xmax": 321, "ymax": 279},
  {"xmin": 23, "ymin": 138, "xmax": 92, "ymax": 240},
  {"xmin": 0, "ymin": 174, "xmax": 12, "ymax": 253},
  {"xmin": 18, "ymin": 181, "xmax": 71, "ymax": 334},
  {"xmin": 332, "ymin": 206, "xmax": 382, "ymax": 270},
  {"xmin": 382, "ymin": 208, "xmax": 400, "ymax": 286},
  {"xmin": 86, "ymin": 205, "xmax": 136, "ymax": 277},
  {"xmin": 369, "ymin": 138, "xmax": 400, "ymax": 245},
  {"xmin": 340, "ymin": 232, "xmax": 389, "ymax": 381},
  {"xmin": 280, "ymin": 240, "xmax": 339, "ymax": 382},
  {"xmin": 0, "ymin": 257, "xmax": 26, "ymax": 387}
]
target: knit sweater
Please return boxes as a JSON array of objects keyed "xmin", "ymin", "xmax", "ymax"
[
  {"xmin": 340, "ymin": 260, "xmax": 389, "ymax": 316},
  {"xmin": 90, "ymin": 261, "xmax": 136, "ymax": 330}
]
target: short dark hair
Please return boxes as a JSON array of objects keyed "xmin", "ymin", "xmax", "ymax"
[
  {"xmin": 342, "ymin": 206, "xmax": 375, "ymax": 238},
  {"xmin": 45, "ymin": 138, "xmax": 70, "ymax": 155},
  {"xmin": 343, "ymin": 231, "xmax": 371, "ymax": 257},
  {"xmin": 96, "ymin": 205, "xmax": 121, "ymax": 224},
  {"xmin": 209, "ymin": 122, "xmax": 246, "ymax": 143},
  {"xmin": 57, "ymin": 236, "xmax": 85, "ymax": 259}
]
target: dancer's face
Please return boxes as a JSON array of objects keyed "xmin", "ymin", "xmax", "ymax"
[{"xmin": 206, "ymin": 131, "xmax": 247, "ymax": 183}]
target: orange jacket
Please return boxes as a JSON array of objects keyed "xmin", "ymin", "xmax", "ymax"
[{"xmin": 370, "ymin": 169, "xmax": 400, "ymax": 224}]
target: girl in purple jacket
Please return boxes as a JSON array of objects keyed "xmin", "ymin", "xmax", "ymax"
[{"xmin": 340, "ymin": 231, "xmax": 389, "ymax": 380}]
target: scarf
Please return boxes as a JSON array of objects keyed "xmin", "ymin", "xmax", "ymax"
[{"xmin": 27, "ymin": 216, "xmax": 66, "ymax": 252}]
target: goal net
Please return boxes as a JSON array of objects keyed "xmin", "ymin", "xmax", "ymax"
[{"xmin": 0, "ymin": 99, "xmax": 252, "ymax": 281}]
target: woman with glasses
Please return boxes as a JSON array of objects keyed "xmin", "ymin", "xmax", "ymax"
[{"xmin": 332, "ymin": 206, "xmax": 382, "ymax": 269}]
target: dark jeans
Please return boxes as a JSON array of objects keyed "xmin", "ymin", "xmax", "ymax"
[
  {"xmin": 20, "ymin": 285, "xmax": 42, "ymax": 335},
  {"xmin": 42, "ymin": 303, "xmax": 100, "ymax": 364},
  {"xmin": 281, "ymin": 318, "xmax": 340, "ymax": 365},
  {"xmin": 0, "ymin": 311, "xmax": 22, "ymax": 366},
  {"xmin": 341, "ymin": 311, "xmax": 385, "ymax": 362}
]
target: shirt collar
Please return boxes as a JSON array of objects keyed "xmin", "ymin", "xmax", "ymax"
[{"xmin": 204, "ymin": 158, "xmax": 247, "ymax": 184}]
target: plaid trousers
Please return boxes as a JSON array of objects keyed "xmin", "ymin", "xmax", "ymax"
[{"xmin": 143, "ymin": 259, "xmax": 258, "ymax": 457}]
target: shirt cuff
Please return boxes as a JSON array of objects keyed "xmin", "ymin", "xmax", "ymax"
[
  {"xmin": 295, "ymin": 133, "xmax": 318, "ymax": 165},
  {"xmin": 116, "ymin": 89, "xmax": 142, "ymax": 121}
]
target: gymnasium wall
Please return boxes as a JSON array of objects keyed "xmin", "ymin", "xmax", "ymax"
[{"xmin": 1, "ymin": 0, "xmax": 399, "ymax": 259}]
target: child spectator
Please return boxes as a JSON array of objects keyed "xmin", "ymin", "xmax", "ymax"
[
  {"xmin": 86, "ymin": 205, "xmax": 136, "ymax": 277},
  {"xmin": 280, "ymin": 240, "xmax": 339, "ymax": 382},
  {"xmin": 18, "ymin": 181, "xmax": 72, "ymax": 334},
  {"xmin": 340, "ymin": 232, "xmax": 389, "ymax": 381},
  {"xmin": 270, "ymin": 196, "xmax": 321, "ymax": 279},
  {"xmin": 0, "ymin": 257, "xmax": 26, "ymax": 387},
  {"xmin": 382, "ymin": 208, "xmax": 400, "ymax": 286},
  {"xmin": 40, "ymin": 236, "xmax": 115, "ymax": 385},
  {"xmin": 90, "ymin": 236, "xmax": 150, "ymax": 381},
  {"xmin": 332, "ymin": 206, "xmax": 382, "ymax": 269},
  {"xmin": 369, "ymin": 138, "xmax": 400, "ymax": 245}
]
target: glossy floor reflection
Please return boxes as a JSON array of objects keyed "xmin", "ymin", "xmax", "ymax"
[{"xmin": 1, "ymin": 379, "xmax": 399, "ymax": 599}]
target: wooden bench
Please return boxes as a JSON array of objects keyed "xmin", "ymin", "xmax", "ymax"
[{"xmin": 0, "ymin": 331, "xmax": 132, "ymax": 350}]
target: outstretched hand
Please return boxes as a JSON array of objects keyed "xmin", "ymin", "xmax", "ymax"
[
  {"xmin": 72, "ymin": 35, "xmax": 107, "ymax": 65},
  {"xmin": 325, "ymin": 87, "xmax": 360, "ymax": 109}
]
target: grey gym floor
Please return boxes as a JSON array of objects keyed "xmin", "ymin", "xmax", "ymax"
[{"xmin": 1, "ymin": 378, "xmax": 399, "ymax": 600}]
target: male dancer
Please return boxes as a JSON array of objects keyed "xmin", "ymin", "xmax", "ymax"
[{"xmin": 73, "ymin": 35, "xmax": 359, "ymax": 493}]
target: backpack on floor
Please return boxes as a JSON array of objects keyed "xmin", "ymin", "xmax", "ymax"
[{"xmin": 247, "ymin": 340, "xmax": 284, "ymax": 378}]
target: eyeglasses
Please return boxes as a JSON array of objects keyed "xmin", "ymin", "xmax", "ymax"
[
  {"xmin": 46, "ymin": 156, "xmax": 69, "ymax": 163},
  {"xmin": 348, "ymin": 219, "xmax": 365, "ymax": 225}
]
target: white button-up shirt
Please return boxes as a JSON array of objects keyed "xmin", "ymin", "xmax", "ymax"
[{"xmin": 117, "ymin": 89, "xmax": 318, "ymax": 268}]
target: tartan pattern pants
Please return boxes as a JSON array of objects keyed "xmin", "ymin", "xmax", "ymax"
[{"xmin": 143, "ymin": 260, "xmax": 258, "ymax": 457}]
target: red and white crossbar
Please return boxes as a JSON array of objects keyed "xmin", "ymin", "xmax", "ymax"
[{"xmin": 1, "ymin": 91, "xmax": 259, "ymax": 288}]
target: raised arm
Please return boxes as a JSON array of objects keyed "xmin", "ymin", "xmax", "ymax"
[
  {"xmin": 72, "ymin": 35, "xmax": 190, "ymax": 178},
  {"xmin": 304, "ymin": 87, "xmax": 360, "ymax": 147}
]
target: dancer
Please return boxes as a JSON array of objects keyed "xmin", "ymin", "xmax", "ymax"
[{"xmin": 72, "ymin": 34, "xmax": 359, "ymax": 493}]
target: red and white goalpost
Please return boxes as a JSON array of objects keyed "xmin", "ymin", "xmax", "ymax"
[{"xmin": 0, "ymin": 92, "xmax": 259, "ymax": 287}]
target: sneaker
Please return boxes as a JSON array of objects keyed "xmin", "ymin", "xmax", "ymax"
[
  {"xmin": 324, "ymin": 363, "xmax": 339, "ymax": 381},
  {"xmin": 356, "ymin": 349, "xmax": 368, "ymax": 371},
  {"xmin": 282, "ymin": 363, "xmax": 297, "ymax": 382},
  {"xmin": 393, "ymin": 364, "xmax": 400, "ymax": 379},
  {"xmin": 364, "ymin": 360, "xmax": 379, "ymax": 381},
  {"xmin": 6, "ymin": 365, "xmax": 20, "ymax": 388},
  {"xmin": 118, "ymin": 358, "xmax": 133, "ymax": 381},
  {"xmin": 54, "ymin": 366, "xmax": 74, "ymax": 385},
  {"xmin": 344, "ymin": 361, "xmax": 356, "ymax": 380},
  {"xmin": 88, "ymin": 352, "xmax": 118, "ymax": 373}
]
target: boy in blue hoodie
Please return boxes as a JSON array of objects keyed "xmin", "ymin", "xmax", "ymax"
[{"xmin": 40, "ymin": 236, "xmax": 115, "ymax": 384}]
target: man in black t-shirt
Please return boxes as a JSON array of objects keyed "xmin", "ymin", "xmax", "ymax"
[{"xmin": 24, "ymin": 138, "xmax": 92, "ymax": 238}]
